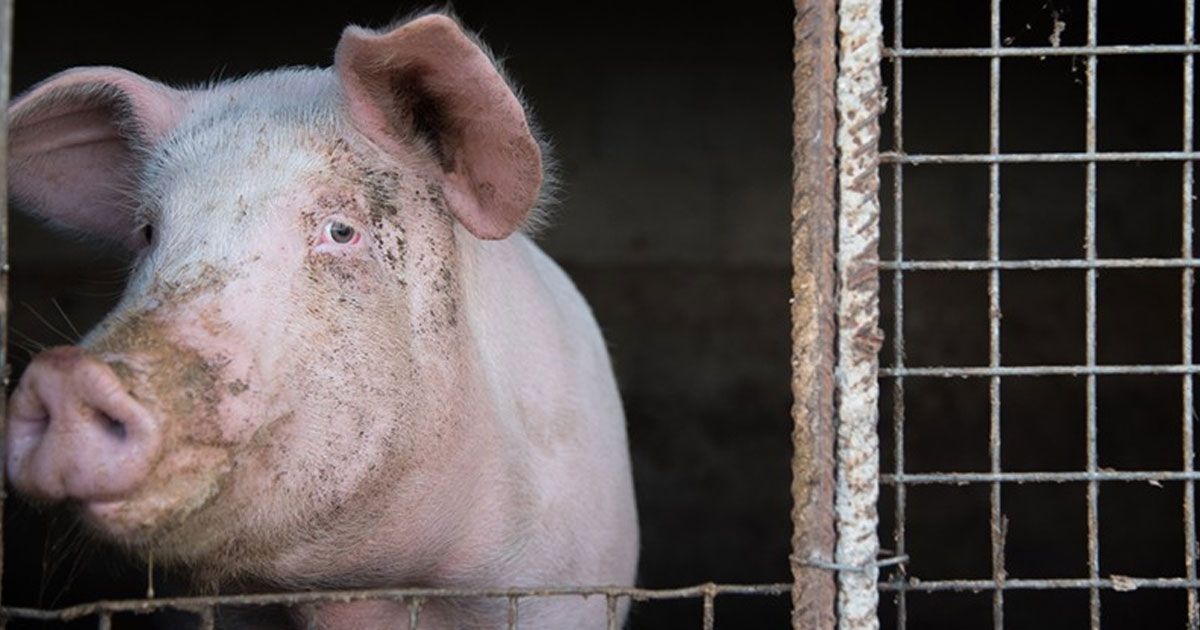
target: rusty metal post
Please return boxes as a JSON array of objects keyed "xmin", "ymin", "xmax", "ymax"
[
  {"xmin": 0, "ymin": 0, "xmax": 13, "ymax": 609},
  {"xmin": 790, "ymin": 0, "xmax": 839, "ymax": 629},
  {"xmin": 833, "ymin": 0, "xmax": 884, "ymax": 629}
]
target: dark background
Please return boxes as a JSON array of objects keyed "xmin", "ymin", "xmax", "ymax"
[{"xmin": 3, "ymin": 1, "xmax": 1196, "ymax": 629}]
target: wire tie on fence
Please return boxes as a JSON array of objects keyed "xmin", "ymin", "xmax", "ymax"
[{"xmin": 790, "ymin": 552, "xmax": 909, "ymax": 573}]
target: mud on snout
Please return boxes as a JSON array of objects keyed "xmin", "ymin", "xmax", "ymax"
[{"xmin": 6, "ymin": 272, "xmax": 252, "ymax": 548}]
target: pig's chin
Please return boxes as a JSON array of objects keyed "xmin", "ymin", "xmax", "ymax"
[
  {"xmin": 80, "ymin": 493, "xmax": 205, "ymax": 547},
  {"xmin": 77, "ymin": 443, "xmax": 236, "ymax": 552}
]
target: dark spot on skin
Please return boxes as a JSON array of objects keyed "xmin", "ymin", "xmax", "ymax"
[
  {"xmin": 432, "ymin": 265, "xmax": 459, "ymax": 329},
  {"xmin": 227, "ymin": 379, "xmax": 249, "ymax": 396},
  {"xmin": 361, "ymin": 166, "xmax": 402, "ymax": 225},
  {"xmin": 426, "ymin": 182, "xmax": 450, "ymax": 215},
  {"xmin": 476, "ymin": 181, "xmax": 496, "ymax": 204},
  {"xmin": 236, "ymin": 195, "xmax": 249, "ymax": 222},
  {"xmin": 151, "ymin": 262, "xmax": 233, "ymax": 304}
]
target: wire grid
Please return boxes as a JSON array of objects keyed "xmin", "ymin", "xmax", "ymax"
[{"xmin": 881, "ymin": 1, "xmax": 1200, "ymax": 629}]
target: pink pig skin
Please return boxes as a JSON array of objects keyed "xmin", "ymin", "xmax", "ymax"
[{"xmin": 5, "ymin": 13, "xmax": 638, "ymax": 629}]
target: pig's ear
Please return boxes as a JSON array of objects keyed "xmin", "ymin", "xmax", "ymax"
[
  {"xmin": 335, "ymin": 15, "xmax": 543, "ymax": 240},
  {"xmin": 8, "ymin": 67, "xmax": 186, "ymax": 249}
]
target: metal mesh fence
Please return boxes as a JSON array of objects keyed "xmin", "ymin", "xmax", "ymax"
[{"xmin": 879, "ymin": 1, "xmax": 1200, "ymax": 629}]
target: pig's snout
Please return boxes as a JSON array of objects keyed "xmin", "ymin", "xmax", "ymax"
[{"xmin": 6, "ymin": 347, "xmax": 161, "ymax": 504}]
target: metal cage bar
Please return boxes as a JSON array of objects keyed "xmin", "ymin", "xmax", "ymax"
[
  {"xmin": 1, "ymin": 583, "xmax": 794, "ymax": 625},
  {"xmin": 985, "ymin": 2, "xmax": 1007, "ymax": 628},
  {"xmin": 0, "ymin": 0, "xmax": 12, "ymax": 618},
  {"xmin": 887, "ymin": 0, "xmax": 908, "ymax": 628},
  {"xmin": 883, "ymin": 150, "xmax": 1200, "ymax": 164},
  {"xmin": 879, "ymin": 1, "xmax": 1200, "ymax": 628},
  {"xmin": 885, "ymin": 44, "xmax": 1200, "ymax": 58},
  {"xmin": 833, "ymin": 0, "xmax": 885, "ymax": 629},
  {"xmin": 1083, "ymin": 1, "xmax": 1102, "ymax": 626},
  {"xmin": 790, "ymin": 0, "xmax": 839, "ymax": 628},
  {"xmin": 1184, "ymin": 0, "xmax": 1199, "ymax": 624}
]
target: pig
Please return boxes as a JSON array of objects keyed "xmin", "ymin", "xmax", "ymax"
[{"xmin": 4, "ymin": 12, "xmax": 639, "ymax": 629}]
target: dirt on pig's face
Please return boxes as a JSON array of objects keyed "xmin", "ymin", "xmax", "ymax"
[{"xmin": 75, "ymin": 121, "xmax": 468, "ymax": 584}]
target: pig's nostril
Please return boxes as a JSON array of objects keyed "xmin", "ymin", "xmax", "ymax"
[
  {"xmin": 6, "ymin": 347, "xmax": 164, "ymax": 503},
  {"xmin": 98, "ymin": 413, "xmax": 127, "ymax": 441}
]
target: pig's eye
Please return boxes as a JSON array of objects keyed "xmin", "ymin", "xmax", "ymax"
[
  {"xmin": 141, "ymin": 224, "xmax": 154, "ymax": 245},
  {"xmin": 323, "ymin": 220, "xmax": 360, "ymax": 245}
]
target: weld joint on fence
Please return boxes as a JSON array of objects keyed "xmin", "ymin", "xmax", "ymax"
[
  {"xmin": 792, "ymin": 552, "xmax": 908, "ymax": 574},
  {"xmin": 506, "ymin": 594, "xmax": 519, "ymax": 629},
  {"xmin": 407, "ymin": 596, "xmax": 424, "ymax": 629},
  {"xmin": 605, "ymin": 594, "xmax": 620, "ymax": 630},
  {"xmin": 194, "ymin": 606, "xmax": 215, "ymax": 630},
  {"xmin": 701, "ymin": 583, "xmax": 717, "ymax": 630}
]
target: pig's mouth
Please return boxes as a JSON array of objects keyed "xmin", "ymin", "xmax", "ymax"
[
  {"xmin": 71, "ymin": 437, "xmax": 237, "ymax": 551},
  {"xmin": 81, "ymin": 498, "xmax": 160, "ymax": 542}
]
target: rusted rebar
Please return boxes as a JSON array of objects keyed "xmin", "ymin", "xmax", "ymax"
[
  {"xmin": 833, "ymin": 0, "xmax": 884, "ymax": 628},
  {"xmin": 790, "ymin": 0, "xmax": 839, "ymax": 629}
]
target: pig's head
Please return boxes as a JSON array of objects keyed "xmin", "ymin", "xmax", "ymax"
[{"xmin": 6, "ymin": 14, "xmax": 544, "ymax": 586}]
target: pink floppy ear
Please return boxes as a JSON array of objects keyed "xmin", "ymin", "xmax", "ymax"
[
  {"xmin": 7, "ymin": 67, "xmax": 186, "ymax": 249},
  {"xmin": 335, "ymin": 15, "xmax": 543, "ymax": 240}
]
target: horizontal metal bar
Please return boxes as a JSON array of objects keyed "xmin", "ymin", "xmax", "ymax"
[
  {"xmin": 883, "ymin": 470, "xmax": 1200, "ymax": 485},
  {"xmin": 881, "ymin": 365, "xmax": 1200, "ymax": 378},
  {"xmin": 0, "ymin": 583, "xmax": 792, "ymax": 622},
  {"xmin": 882, "ymin": 151, "xmax": 1200, "ymax": 164},
  {"xmin": 885, "ymin": 44, "xmax": 1200, "ymax": 58},
  {"xmin": 879, "ymin": 577, "xmax": 1200, "ymax": 592},
  {"xmin": 881, "ymin": 258, "xmax": 1200, "ymax": 271}
]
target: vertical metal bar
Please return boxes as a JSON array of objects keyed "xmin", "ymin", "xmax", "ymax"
[
  {"xmin": 0, "ymin": 0, "xmax": 14, "ymax": 608},
  {"xmin": 408, "ymin": 597, "xmax": 423, "ymax": 630},
  {"xmin": 702, "ymin": 585, "xmax": 716, "ymax": 630},
  {"xmin": 834, "ymin": 0, "xmax": 885, "ymax": 628},
  {"xmin": 606, "ymin": 595, "xmax": 620, "ymax": 630},
  {"xmin": 1084, "ymin": 1, "xmax": 1102, "ymax": 628},
  {"xmin": 97, "ymin": 613, "xmax": 112, "ymax": 630},
  {"xmin": 506, "ymin": 595, "xmax": 519, "ymax": 629},
  {"xmin": 988, "ymin": 1, "xmax": 1007, "ymax": 628},
  {"xmin": 197, "ymin": 607, "xmax": 215, "ymax": 630},
  {"xmin": 1182, "ymin": 1, "xmax": 1198, "ymax": 627},
  {"xmin": 791, "ymin": 0, "xmax": 840, "ymax": 629},
  {"xmin": 889, "ymin": 1, "xmax": 908, "ymax": 629}
]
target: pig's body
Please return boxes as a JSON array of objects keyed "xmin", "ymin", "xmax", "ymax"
[{"xmin": 5, "ymin": 15, "xmax": 637, "ymax": 630}]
